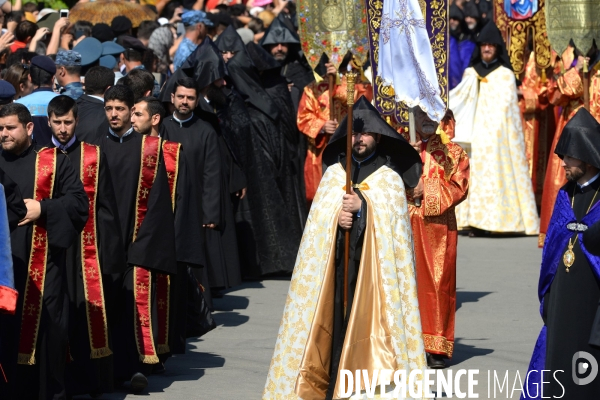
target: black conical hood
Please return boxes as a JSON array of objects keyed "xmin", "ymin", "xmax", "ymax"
[
  {"xmin": 246, "ymin": 41, "xmax": 281, "ymax": 72},
  {"xmin": 323, "ymin": 96, "xmax": 423, "ymax": 188},
  {"xmin": 215, "ymin": 25, "xmax": 246, "ymax": 54},
  {"xmin": 449, "ymin": 4, "xmax": 464, "ymax": 20},
  {"xmin": 555, "ymin": 108, "xmax": 600, "ymax": 169},
  {"xmin": 260, "ymin": 17, "xmax": 300, "ymax": 46},
  {"xmin": 181, "ymin": 37, "xmax": 227, "ymax": 89},
  {"xmin": 226, "ymin": 48, "xmax": 280, "ymax": 121},
  {"xmin": 314, "ymin": 53, "xmax": 330, "ymax": 78},
  {"xmin": 468, "ymin": 22, "xmax": 512, "ymax": 72},
  {"xmin": 463, "ymin": 1, "xmax": 480, "ymax": 18}
]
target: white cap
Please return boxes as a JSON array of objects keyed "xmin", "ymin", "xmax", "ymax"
[
  {"xmin": 157, "ymin": 17, "xmax": 170, "ymax": 26},
  {"xmin": 249, "ymin": 7, "xmax": 265, "ymax": 17},
  {"xmin": 37, "ymin": 8, "xmax": 57, "ymax": 22}
]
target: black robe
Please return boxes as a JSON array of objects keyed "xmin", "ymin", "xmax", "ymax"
[
  {"xmin": 544, "ymin": 178, "xmax": 600, "ymax": 398},
  {"xmin": 75, "ymin": 94, "xmax": 109, "ymax": 145},
  {"xmin": 0, "ymin": 167, "xmax": 27, "ymax": 232},
  {"xmin": 98, "ymin": 130, "xmax": 177, "ymax": 380},
  {"xmin": 160, "ymin": 114, "xmax": 242, "ymax": 291},
  {"xmin": 327, "ymin": 153, "xmax": 386, "ymax": 400},
  {"xmin": 50, "ymin": 139, "xmax": 126, "ymax": 396},
  {"xmin": 0, "ymin": 143, "xmax": 88, "ymax": 400}
]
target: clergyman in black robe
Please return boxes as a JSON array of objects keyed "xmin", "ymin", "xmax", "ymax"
[
  {"xmin": 46, "ymin": 95, "xmax": 127, "ymax": 397},
  {"xmin": 99, "ymin": 86, "xmax": 177, "ymax": 393},
  {"xmin": 220, "ymin": 35, "xmax": 304, "ymax": 277},
  {"xmin": 0, "ymin": 103, "xmax": 89, "ymax": 400}
]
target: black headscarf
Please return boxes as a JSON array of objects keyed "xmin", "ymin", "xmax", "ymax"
[
  {"xmin": 246, "ymin": 41, "xmax": 281, "ymax": 73},
  {"xmin": 323, "ymin": 96, "xmax": 423, "ymax": 188},
  {"xmin": 215, "ymin": 25, "xmax": 246, "ymax": 54},
  {"xmin": 555, "ymin": 108, "xmax": 600, "ymax": 170},
  {"xmin": 468, "ymin": 22, "xmax": 513, "ymax": 77},
  {"xmin": 226, "ymin": 45, "xmax": 280, "ymax": 121},
  {"xmin": 181, "ymin": 37, "xmax": 227, "ymax": 89}
]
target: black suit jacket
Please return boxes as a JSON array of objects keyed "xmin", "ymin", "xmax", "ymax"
[{"xmin": 75, "ymin": 94, "xmax": 108, "ymax": 145}]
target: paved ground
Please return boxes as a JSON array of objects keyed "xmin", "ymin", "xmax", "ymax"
[{"xmin": 97, "ymin": 235, "xmax": 543, "ymax": 399}]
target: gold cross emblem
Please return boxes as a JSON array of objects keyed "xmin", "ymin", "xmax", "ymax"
[
  {"xmin": 35, "ymin": 233, "xmax": 45, "ymax": 247},
  {"xmin": 140, "ymin": 314, "xmax": 149, "ymax": 327},
  {"xmin": 31, "ymin": 269, "xmax": 42, "ymax": 281},
  {"xmin": 136, "ymin": 282, "xmax": 148, "ymax": 292},
  {"xmin": 90, "ymin": 300, "xmax": 101, "ymax": 311},
  {"xmin": 165, "ymin": 144, "xmax": 174, "ymax": 153},
  {"xmin": 141, "ymin": 187, "xmax": 149, "ymax": 199},
  {"xmin": 145, "ymin": 155, "xmax": 155, "ymax": 167},
  {"xmin": 86, "ymin": 165, "xmax": 95, "ymax": 178},
  {"xmin": 84, "ymin": 232, "xmax": 93, "ymax": 245},
  {"xmin": 87, "ymin": 266, "xmax": 97, "ymax": 278},
  {"xmin": 158, "ymin": 298, "xmax": 165, "ymax": 309},
  {"xmin": 166, "ymin": 172, "xmax": 172, "ymax": 180},
  {"xmin": 27, "ymin": 304, "xmax": 36, "ymax": 316},
  {"xmin": 41, "ymin": 165, "xmax": 51, "ymax": 176}
]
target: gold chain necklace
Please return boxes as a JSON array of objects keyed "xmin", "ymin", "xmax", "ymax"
[{"xmin": 563, "ymin": 184, "xmax": 600, "ymax": 272}]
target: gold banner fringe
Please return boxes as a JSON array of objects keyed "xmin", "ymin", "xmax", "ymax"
[{"xmin": 91, "ymin": 346, "xmax": 113, "ymax": 359}]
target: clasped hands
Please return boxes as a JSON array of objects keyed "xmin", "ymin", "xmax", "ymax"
[{"xmin": 338, "ymin": 188, "xmax": 361, "ymax": 230}]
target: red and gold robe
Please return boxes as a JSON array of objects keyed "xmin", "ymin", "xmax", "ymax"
[
  {"xmin": 538, "ymin": 52, "xmax": 600, "ymax": 247},
  {"xmin": 403, "ymin": 119, "xmax": 470, "ymax": 358},
  {"xmin": 297, "ymin": 77, "xmax": 372, "ymax": 206},
  {"xmin": 519, "ymin": 52, "xmax": 556, "ymax": 206}
]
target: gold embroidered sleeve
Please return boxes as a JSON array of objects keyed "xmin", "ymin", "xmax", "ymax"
[
  {"xmin": 553, "ymin": 68, "xmax": 584, "ymax": 103},
  {"xmin": 422, "ymin": 146, "xmax": 470, "ymax": 217}
]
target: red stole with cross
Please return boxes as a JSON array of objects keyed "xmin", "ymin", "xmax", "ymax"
[
  {"xmin": 80, "ymin": 142, "xmax": 112, "ymax": 359},
  {"xmin": 18, "ymin": 148, "xmax": 57, "ymax": 365}
]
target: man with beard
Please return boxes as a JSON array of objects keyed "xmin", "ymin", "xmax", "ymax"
[
  {"xmin": 264, "ymin": 97, "xmax": 425, "ymax": 399},
  {"xmin": 131, "ymin": 95, "xmax": 207, "ymax": 355},
  {"xmin": 99, "ymin": 85, "xmax": 177, "ymax": 393},
  {"xmin": 260, "ymin": 15, "xmax": 315, "ymax": 111},
  {"xmin": 218, "ymin": 33, "xmax": 305, "ymax": 277},
  {"xmin": 0, "ymin": 103, "xmax": 88, "ymax": 399},
  {"xmin": 450, "ymin": 22, "xmax": 539, "ymax": 236},
  {"xmin": 523, "ymin": 108, "xmax": 600, "ymax": 399},
  {"xmin": 449, "ymin": 4, "xmax": 476, "ymax": 90},
  {"xmin": 46, "ymin": 95, "xmax": 126, "ymax": 397}
]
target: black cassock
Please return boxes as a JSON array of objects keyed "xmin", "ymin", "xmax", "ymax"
[
  {"xmin": 161, "ymin": 114, "xmax": 242, "ymax": 294},
  {"xmin": 0, "ymin": 143, "xmax": 88, "ymax": 400},
  {"xmin": 0, "ymin": 167, "xmax": 27, "ymax": 232},
  {"xmin": 50, "ymin": 139, "xmax": 126, "ymax": 396},
  {"xmin": 75, "ymin": 94, "xmax": 109, "ymax": 145},
  {"xmin": 98, "ymin": 131, "xmax": 177, "ymax": 380},
  {"xmin": 545, "ymin": 178, "xmax": 600, "ymax": 398}
]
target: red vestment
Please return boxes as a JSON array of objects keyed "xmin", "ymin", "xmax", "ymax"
[
  {"xmin": 404, "ymin": 119, "xmax": 470, "ymax": 358},
  {"xmin": 296, "ymin": 77, "xmax": 372, "ymax": 206}
]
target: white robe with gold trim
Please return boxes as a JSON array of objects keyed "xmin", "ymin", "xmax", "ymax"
[
  {"xmin": 263, "ymin": 163, "xmax": 426, "ymax": 400},
  {"xmin": 449, "ymin": 66, "xmax": 540, "ymax": 234}
]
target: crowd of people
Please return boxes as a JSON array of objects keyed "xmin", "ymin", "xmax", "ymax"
[{"xmin": 0, "ymin": 0, "xmax": 596, "ymax": 398}]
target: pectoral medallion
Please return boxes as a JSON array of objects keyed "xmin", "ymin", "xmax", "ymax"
[{"xmin": 563, "ymin": 241, "xmax": 575, "ymax": 272}]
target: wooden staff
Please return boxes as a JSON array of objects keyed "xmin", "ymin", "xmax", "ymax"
[
  {"xmin": 328, "ymin": 73, "xmax": 335, "ymax": 119},
  {"xmin": 344, "ymin": 68, "xmax": 357, "ymax": 318},
  {"xmin": 583, "ymin": 58, "xmax": 590, "ymax": 111}
]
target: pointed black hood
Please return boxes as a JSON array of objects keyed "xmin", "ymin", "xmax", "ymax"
[
  {"xmin": 468, "ymin": 22, "xmax": 513, "ymax": 76},
  {"xmin": 181, "ymin": 37, "xmax": 227, "ymax": 89},
  {"xmin": 555, "ymin": 108, "xmax": 600, "ymax": 170},
  {"xmin": 215, "ymin": 25, "xmax": 246, "ymax": 54},
  {"xmin": 226, "ymin": 48, "xmax": 280, "ymax": 121},
  {"xmin": 323, "ymin": 96, "xmax": 423, "ymax": 188},
  {"xmin": 260, "ymin": 17, "xmax": 300, "ymax": 47},
  {"xmin": 449, "ymin": 4, "xmax": 464, "ymax": 20},
  {"xmin": 246, "ymin": 41, "xmax": 281, "ymax": 72}
]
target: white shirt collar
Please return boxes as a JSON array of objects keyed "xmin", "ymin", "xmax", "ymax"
[
  {"xmin": 88, "ymin": 94, "xmax": 104, "ymax": 102},
  {"xmin": 109, "ymin": 126, "xmax": 134, "ymax": 143},
  {"xmin": 173, "ymin": 112, "xmax": 194, "ymax": 127},
  {"xmin": 51, "ymin": 135, "xmax": 77, "ymax": 151},
  {"xmin": 579, "ymin": 172, "xmax": 600, "ymax": 189}
]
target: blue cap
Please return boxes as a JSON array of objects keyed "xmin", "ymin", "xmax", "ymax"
[
  {"xmin": 181, "ymin": 10, "xmax": 214, "ymax": 27},
  {"xmin": 55, "ymin": 50, "xmax": 82, "ymax": 67},
  {"xmin": 73, "ymin": 37, "xmax": 103, "ymax": 67},
  {"xmin": 0, "ymin": 80, "xmax": 16, "ymax": 101},
  {"xmin": 99, "ymin": 55, "xmax": 117, "ymax": 70},
  {"xmin": 30, "ymin": 55, "xmax": 56, "ymax": 75},
  {"xmin": 102, "ymin": 41, "xmax": 125, "ymax": 57}
]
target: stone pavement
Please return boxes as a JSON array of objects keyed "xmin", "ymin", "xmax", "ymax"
[{"xmin": 96, "ymin": 235, "xmax": 542, "ymax": 399}]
